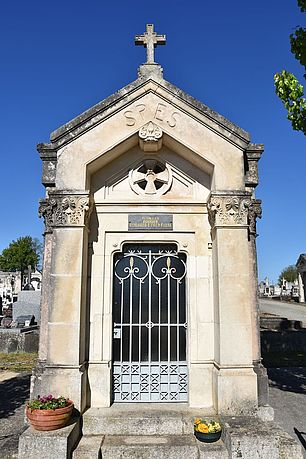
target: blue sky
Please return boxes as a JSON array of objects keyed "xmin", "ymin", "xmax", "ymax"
[{"xmin": 0, "ymin": 0, "xmax": 305, "ymax": 282}]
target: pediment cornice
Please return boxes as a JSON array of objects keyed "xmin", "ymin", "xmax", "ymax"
[{"xmin": 38, "ymin": 74, "xmax": 251, "ymax": 154}]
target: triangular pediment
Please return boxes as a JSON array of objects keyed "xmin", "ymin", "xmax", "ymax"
[
  {"xmin": 43, "ymin": 70, "xmax": 250, "ymax": 151},
  {"xmin": 38, "ymin": 67, "xmax": 259, "ymax": 191}
]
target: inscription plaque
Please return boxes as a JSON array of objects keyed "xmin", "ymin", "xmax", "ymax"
[{"xmin": 128, "ymin": 214, "xmax": 173, "ymax": 231}]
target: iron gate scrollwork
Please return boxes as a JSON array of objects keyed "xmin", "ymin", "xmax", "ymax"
[{"xmin": 112, "ymin": 244, "xmax": 188, "ymax": 402}]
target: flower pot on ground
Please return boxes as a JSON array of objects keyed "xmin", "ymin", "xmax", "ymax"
[
  {"xmin": 26, "ymin": 395, "xmax": 74, "ymax": 431},
  {"xmin": 194, "ymin": 419, "xmax": 222, "ymax": 443}
]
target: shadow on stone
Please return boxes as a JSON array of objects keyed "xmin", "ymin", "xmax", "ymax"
[
  {"xmin": 294, "ymin": 428, "xmax": 306, "ymax": 451},
  {"xmin": 0, "ymin": 373, "xmax": 30, "ymax": 418},
  {"xmin": 267, "ymin": 367, "xmax": 306, "ymax": 394}
]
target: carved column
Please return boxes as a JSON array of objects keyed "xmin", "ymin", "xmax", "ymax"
[
  {"xmin": 248, "ymin": 199, "xmax": 262, "ymax": 366},
  {"xmin": 247, "ymin": 199, "xmax": 269, "ymax": 406},
  {"xmin": 208, "ymin": 191, "xmax": 258, "ymax": 414},
  {"xmin": 33, "ymin": 190, "xmax": 93, "ymax": 411}
]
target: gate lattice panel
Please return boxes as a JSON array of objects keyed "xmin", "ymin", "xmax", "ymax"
[{"xmin": 112, "ymin": 244, "xmax": 188, "ymax": 402}]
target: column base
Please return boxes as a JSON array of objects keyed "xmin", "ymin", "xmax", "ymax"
[
  {"xmin": 87, "ymin": 361, "xmax": 112, "ymax": 407},
  {"xmin": 213, "ymin": 365, "xmax": 258, "ymax": 415},
  {"xmin": 31, "ymin": 361, "xmax": 88, "ymax": 412}
]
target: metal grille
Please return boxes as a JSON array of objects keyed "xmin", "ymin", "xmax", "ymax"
[{"xmin": 112, "ymin": 244, "xmax": 188, "ymax": 402}]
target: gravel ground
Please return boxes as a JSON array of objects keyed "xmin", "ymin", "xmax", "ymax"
[{"xmin": 0, "ymin": 369, "xmax": 305, "ymax": 458}]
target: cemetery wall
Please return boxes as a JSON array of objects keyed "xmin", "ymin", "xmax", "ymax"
[{"xmin": 0, "ymin": 329, "xmax": 39, "ymax": 353}]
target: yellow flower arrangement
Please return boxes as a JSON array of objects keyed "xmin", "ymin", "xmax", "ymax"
[{"xmin": 194, "ymin": 418, "xmax": 222, "ymax": 434}]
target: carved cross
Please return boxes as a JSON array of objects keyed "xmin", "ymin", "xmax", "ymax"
[{"xmin": 135, "ymin": 24, "xmax": 166, "ymax": 64}]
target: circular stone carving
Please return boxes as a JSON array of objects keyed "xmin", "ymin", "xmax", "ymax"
[{"xmin": 129, "ymin": 160, "xmax": 172, "ymax": 196}]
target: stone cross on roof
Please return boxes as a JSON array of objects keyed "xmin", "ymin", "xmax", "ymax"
[{"xmin": 135, "ymin": 24, "xmax": 166, "ymax": 64}]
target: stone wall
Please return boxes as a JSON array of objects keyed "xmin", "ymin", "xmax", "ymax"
[
  {"xmin": 261, "ymin": 330, "xmax": 306, "ymax": 353},
  {"xmin": 0, "ymin": 329, "xmax": 39, "ymax": 353}
]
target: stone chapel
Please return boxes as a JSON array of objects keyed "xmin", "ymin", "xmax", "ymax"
[{"xmin": 35, "ymin": 24, "xmax": 265, "ymax": 419}]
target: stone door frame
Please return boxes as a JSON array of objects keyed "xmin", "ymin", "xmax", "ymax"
[{"xmin": 88, "ymin": 231, "xmax": 198, "ymax": 407}]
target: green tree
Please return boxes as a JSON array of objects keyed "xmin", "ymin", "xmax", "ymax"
[
  {"xmin": 278, "ymin": 265, "xmax": 298, "ymax": 285},
  {"xmin": 274, "ymin": 0, "xmax": 306, "ymax": 135},
  {"xmin": 0, "ymin": 236, "xmax": 42, "ymax": 274}
]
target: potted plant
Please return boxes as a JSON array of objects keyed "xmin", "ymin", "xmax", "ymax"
[
  {"xmin": 194, "ymin": 418, "xmax": 222, "ymax": 443},
  {"xmin": 26, "ymin": 394, "xmax": 74, "ymax": 431}
]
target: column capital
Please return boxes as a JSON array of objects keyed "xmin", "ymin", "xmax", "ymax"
[
  {"xmin": 39, "ymin": 191, "xmax": 93, "ymax": 232},
  {"xmin": 207, "ymin": 191, "xmax": 252, "ymax": 228}
]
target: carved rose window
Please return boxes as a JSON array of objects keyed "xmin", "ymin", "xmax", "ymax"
[{"xmin": 129, "ymin": 159, "xmax": 172, "ymax": 196}]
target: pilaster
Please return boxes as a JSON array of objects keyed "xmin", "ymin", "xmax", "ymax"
[
  {"xmin": 208, "ymin": 191, "xmax": 258, "ymax": 414},
  {"xmin": 32, "ymin": 190, "xmax": 93, "ymax": 411}
]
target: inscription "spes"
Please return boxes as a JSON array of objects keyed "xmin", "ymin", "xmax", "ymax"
[{"xmin": 124, "ymin": 103, "xmax": 179, "ymax": 128}]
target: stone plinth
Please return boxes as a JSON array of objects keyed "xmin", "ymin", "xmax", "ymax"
[{"xmin": 18, "ymin": 418, "xmax": 80, "ymax": 459}]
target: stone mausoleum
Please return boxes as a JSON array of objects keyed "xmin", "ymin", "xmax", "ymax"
[
  {"xmin": 19, "ymin": 25, "xmax": 303, "ymax": 459},
  {"xmin": 36, "ymin": 30, "xmax": 264, "ymax": 412}
]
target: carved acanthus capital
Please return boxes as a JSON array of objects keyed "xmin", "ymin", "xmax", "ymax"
[
  {"xmin": 207, "ymin": 192, "xmax": 252, "ymax": 228},
  {"xmin": 39, "ymin": 198, "xmax": 57, "ymax": 233},
  {"xmin": 139, "ymin": 121, "xmax": 163, "ymax": 152},
  {"xmin": 248, "ymin": 199, "xmax": 262, "ymax": 237},
  {"xmin": 39, "ymin": 191, "xmax": 93, "ymax": 231}
]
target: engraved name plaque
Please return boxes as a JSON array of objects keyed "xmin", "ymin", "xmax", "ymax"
[{"xmin": 128, "ymin": 214, "xmax": 173, "ymax": 231}]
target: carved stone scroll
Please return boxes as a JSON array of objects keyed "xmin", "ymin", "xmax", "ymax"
[
  {"xmin": 39, "ymin": 192, "xmax": 93, "ymax": 232},
  {"xmin": 207, "ymin": 192, "xmax": 252, "ymax": 228},
  {"xmin": 139, "ymin": 121, "xmax": 163, "ymax": 152}
]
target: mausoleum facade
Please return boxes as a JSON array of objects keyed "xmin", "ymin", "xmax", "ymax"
[{"xmin": 35, "ymin": 25, "xmax": 265, "ymax": 416}]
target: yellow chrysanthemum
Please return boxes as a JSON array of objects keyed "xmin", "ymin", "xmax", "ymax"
[
  {"xmin": 197, "ymin": 423, "xmax": 209, "ymax": 433},
  {"xmin": 194, "ymin": 418, "xmax": 201, "ymax": 425}
]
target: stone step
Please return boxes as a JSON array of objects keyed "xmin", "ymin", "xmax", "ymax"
[
  {"xmin": 101, "ymin": 434, "xmax": 228, "ymax": 459},
  {"xmin": 82, "ymin": 405, "xmax": 216, "ymax": 436},
  {"xmin": 222, "ymin": 416, "xmax": 304, "ymax": 459},
  {"xmin": 73, "ymin": 435, "xmax": 104, "ymax": 459}
]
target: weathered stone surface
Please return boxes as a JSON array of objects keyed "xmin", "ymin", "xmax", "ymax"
[
  {"xmin": 72, "ymin": 435, "xmax": 103, "ymax": 458},
  {"xmin": 0, "ymin": 329, "xmax": 39, "ymax": 353},
  {"xmin": 222, "ymin": 416, "xmax": 303, "ymax": 459},
  {"xmin": 45, "ymin": 72, "xmax": 251, "ymax": 151},
  {"xmin": 198, "ymin": 440, "xmax": 229, "ymax": 458},
  {"xmin": 82, "ymin": 406, "xmax": 193, "ymax": 436},
  {"xmin": 101, "ymin": 434, "xmax": 200, "ymax": 459},
  {"xmin": 18, "ymin": 417, "xmax": 80, "ymax": 459}
]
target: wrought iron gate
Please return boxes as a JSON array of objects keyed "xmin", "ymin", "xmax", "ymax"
[{"xmin": 112, "ymin": 244, "xmax": 188, "ymax": 402}]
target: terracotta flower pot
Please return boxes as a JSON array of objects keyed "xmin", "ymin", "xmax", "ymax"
[{"xmin": 26, "ymin": 400, "xmax": 74, "ymax": 431}]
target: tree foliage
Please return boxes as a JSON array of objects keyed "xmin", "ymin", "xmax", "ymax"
[
  {"xmin": 274, "ymin": 0, "xmax": 306, "ymax": 135},
  {"xmin": 278, "ymin": 265, "xmax": 298, "ymax": 285},
  {"xmin": 0, "ymin": 236, "xmax": 42, "ymax": 273}
]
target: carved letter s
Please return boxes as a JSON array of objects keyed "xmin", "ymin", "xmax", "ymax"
[
  {"xmin": 124, "ymin": 111, "xmax": 136, "ymax": 126},
  {"xmin": 167, "ymin": 111, "xmax": 180, "ymax": 128}
]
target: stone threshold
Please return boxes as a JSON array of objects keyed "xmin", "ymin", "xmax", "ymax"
[{"xmin": 82, "ymin": 404, "xmax": 217, "ymax": 436}]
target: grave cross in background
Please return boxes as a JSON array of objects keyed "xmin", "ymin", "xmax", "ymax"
[{"xmin": 135, "ymin": 24, "xmax": 166, "ymax": 64}]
